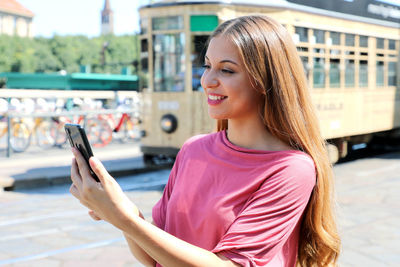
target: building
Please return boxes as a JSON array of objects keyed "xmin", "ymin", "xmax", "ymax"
[
  {"xmin": 101, "ymin": 0, "xmax": 114, "ymax": 35},
  {"xmin": 0, "ymin": 0, "xmax": 34, "ymax": 37}
]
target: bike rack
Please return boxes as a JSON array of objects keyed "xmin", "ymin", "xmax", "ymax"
[{"xmin": 4, "ymin": 108, "xmax": 139, "ymax": 158}]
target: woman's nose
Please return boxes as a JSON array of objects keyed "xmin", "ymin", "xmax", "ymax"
[{"xmin": 201, "ymin": 70, "xmax": 219, "ymax": 89}]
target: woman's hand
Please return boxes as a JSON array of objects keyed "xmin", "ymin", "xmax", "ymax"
[
  {"xmin": 69, "ymin": 147, "xmax": 139, "ymax": 228},
  {"xmin": 88, "ymin": 210, "xmax": 102, "ymax": 221}
]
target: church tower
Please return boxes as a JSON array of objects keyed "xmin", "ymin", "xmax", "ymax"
[{"xmin": 101, "ymin": 0, "xmax": 114, "ymax": 35}]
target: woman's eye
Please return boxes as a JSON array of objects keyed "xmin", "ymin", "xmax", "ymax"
[
  {"xmin": 221, "ymin": 69, "xmax": 234, "ymax": 74},
  {"xmin": 202, "ymin": 64, "xmax": 211, "ymax": 69}
]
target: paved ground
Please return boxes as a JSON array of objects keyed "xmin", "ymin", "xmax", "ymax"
[
  {"xmin": 0, "ymin": 170, "xmax": 169, "ymax": 267},
  {"xmin": 0, "ymin": 145, "xmax": 399, "ymax": 266},
  {"xmin": 335, "ymin": 150, "xmax": 400, "ymax": 266}
]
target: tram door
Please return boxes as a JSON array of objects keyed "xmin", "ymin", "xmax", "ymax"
[{"xmin": 191, "ymin": 35, "xmax": 214, "ymax": 136}]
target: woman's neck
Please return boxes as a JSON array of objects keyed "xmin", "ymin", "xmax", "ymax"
[{"xmin": 226, "ymin": 117, "xmax": 292, "ymax": 151}]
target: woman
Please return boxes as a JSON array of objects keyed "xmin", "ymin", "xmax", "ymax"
[{"xmin": 70, "ymin": 15, "xmax": 340, "ymax": 266}]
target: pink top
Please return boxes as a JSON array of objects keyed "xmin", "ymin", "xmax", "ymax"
[{"xmin": 152, "ymin": 130, "xmax": 316, "ymax": 266}]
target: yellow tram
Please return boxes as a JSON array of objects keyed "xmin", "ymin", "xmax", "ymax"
[{"xmin": 138, "ymin": 0, "xmax": 400, "ymax": 164}]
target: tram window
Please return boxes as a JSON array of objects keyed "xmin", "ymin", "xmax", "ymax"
[
  {"xmin": 297, "ymin": 47, "xmax": 308, "ymax": 52},
  {"xmin": 359, "ymin": 36, "xmax": 368, "ymax": 47},
  {"xmin": 140, "ymin": 18, "xmax": 148, "ymax": 34},
  {"xmin": 313, "ymin": 48, "xmax": 325, "ymax": 54},
  {"xmin": 139, "ymin": 58, "xmax": 149, "ymax": 91},
  {"xmin": 153, "ymin": 33, "xmax": 185, "ymax": 92},
  {"xmin": 345, "ymin": 59, "xmax": 355, "ymax": 87},
  {"xmin": 388, "ymin": 39, "xmax": 396, "ymax": 50},
  {"xmin": 152, "ymin": 16, "xmax": 183, "ymax": 31},
  {"xmin": 330, "ymin": 49, "xmax": 340, "ymax": 55},
  {"xmin": 359, "ymin": 60, "xmax": 368, "ymax": 87},
  {"xmin": 192, "ymin": 35, "xmax": 209, "ymax": 91},
  {"xmin": 141, "ymin": 58, "xmax": 148, "ymax": 72},
  {"xmin": 345, "ymin": 34, "xmax": 355, "ymax": 46},
  {"xmin": 141, "ymin": 39, "xmax": 148, "ymax": 52},
  {"xmin": 314, "ymin": 29, "xmax": 325, "ymax": 44},
  {"xmin": 377, "ymin": 38, "xmax": 384, "ymax": 49},
  {"xmin": 330, "ymin": 31, "xmax": 341, "ymax": 45},
  {"xmin": 300, "ymin": 56, "xmax": 309, "ymax": 78},
  {"xmin": 388, "ymin": 62, "xmax": 397, "ymax": 86},
  {"xmin": 376, "ymin": 61, "xmax": 384, "ymax": 87},
  {"xmin": 329, "ymin": 59, "xmax": 340, "ymax": 88},
  {"xmin": 313, "ymin": 57, "xmax": 325, "ymax": 88},
  {"xmin": 295, "ymin": 27, "xmax": 308, "ymax": 42}
]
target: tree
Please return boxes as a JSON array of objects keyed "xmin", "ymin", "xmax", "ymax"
[{"xmin": 0, "ymin": 34, "xmax": 140, "ymax": 74}]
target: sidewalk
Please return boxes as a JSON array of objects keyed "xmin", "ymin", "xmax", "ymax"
[{"xmin": 0, "ymin": 142, "xmax": 152, "ymax": 190}]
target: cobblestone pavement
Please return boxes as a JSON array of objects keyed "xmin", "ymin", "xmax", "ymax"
[{"xmin": 0, "ymin": 150, "xmax": 399, "ymax": 266}]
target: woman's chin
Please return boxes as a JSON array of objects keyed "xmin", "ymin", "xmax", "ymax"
[{"xmin": 208, "ymin": 112, "xmax": 227, "ymax": 120}]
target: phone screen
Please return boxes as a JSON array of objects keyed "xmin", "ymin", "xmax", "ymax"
[{"xmin": 64, "ymin": 123, "xmax": 100, "ymax": 182}]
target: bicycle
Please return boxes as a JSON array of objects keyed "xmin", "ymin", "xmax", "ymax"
[
  {"xmin": 0, "ymin": 117, "xmax": 32, "ymax": 153},
  {"xmin": 0, "ymin": 98, "xmax": 32, "ymax": 152},
  {"xmin": 50, "ymin": 98, "xmax": 113, "ymax": 148},
  {"xmin": 7, "ymin": 98, "xmax": 58, "ymax": 152}
]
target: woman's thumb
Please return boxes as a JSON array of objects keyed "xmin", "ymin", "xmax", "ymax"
[{"xmin": 89, "ymin": 157, "xmax": 109, "ymax": 183}]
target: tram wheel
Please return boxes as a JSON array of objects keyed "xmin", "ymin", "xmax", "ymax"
[
  {"xmin": 327, "ymin": 143, "xmax": 339, "ymax": 164},
  {"xmin": 143, "ymin": 154, "xmax": 156, "ymax": 167}
]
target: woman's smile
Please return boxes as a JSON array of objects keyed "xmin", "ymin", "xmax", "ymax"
[{"xmin": 207, "ymin": 93, "xmax": 228, "ymax": 105}]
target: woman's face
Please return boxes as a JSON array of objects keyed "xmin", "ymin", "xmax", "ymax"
[{"xmin": 201, "ymin": 35, "xmax": 262, "ymax": 121}]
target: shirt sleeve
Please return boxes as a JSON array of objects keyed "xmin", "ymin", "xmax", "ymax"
[{"xmin": 211, "ymin": 157, "xmax": 316, "ymax": 267}]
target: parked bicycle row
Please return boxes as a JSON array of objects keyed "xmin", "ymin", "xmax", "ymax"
[{"xmin": 0, "ymin": 97, "xmax": 142, "ymax": 154}]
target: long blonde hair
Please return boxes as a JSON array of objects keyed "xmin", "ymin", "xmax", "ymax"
[{"xmin": 211, "ymin": 15, "xmax": 340, "ymax": 266}]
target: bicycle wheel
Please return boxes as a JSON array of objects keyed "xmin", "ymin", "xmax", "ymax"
[
  {"xmin": 36, "ymin": 118, "xmax": 56, "ymax": 149},
  {"xmin": 52, "ymin": 116, "xmax": 71, "ymax": 147},
  {"xmin": 85, "ymin": 117, "xmax": 113, "ymax": 148},
  {"xmin": 10, "ymin": 122, "xmax": 31, "ymax": 152},
  {"xmin": 122, "ymin": 117, "xmax": 140, "ymax": 142}
]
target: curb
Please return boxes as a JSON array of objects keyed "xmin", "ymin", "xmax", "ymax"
[{"xmin": 1, "ymin": 162, "xmax": 172, "ymax": 191}]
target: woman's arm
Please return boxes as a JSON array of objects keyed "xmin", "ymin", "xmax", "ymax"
[
  {"xmin": 124, "ymin": 231, "xmax": 156, "ymax": 267},
  {"xmin": 70, "ymin": 148, "xmax": 240, "ymax": 267},
  {"xmin": 90, "ymin": 209, "xmax": 157, "ymax": 267},
  {"xmin": 89, "ymin": 209, "xmax": 156, "ymax": 266},
  {"xmin": 120, "ymin": 213, "xmax": 240, "ymax": 267}
]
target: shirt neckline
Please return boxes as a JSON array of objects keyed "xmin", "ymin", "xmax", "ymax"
[{"xmin": 220, "ymin": 129, "xmax": 303, "ymax": 155}]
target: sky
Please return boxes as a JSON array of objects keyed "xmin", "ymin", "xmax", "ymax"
[
  {"xmin": 17, "ymin": 0, "xmax": 146, "ymax": 37},
  {"xmin": 16, "ymin": 0, "xmax": 400, "ymax": 38}
]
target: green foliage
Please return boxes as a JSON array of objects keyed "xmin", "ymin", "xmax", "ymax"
[{"xmin": 0, "ymin": 34, "xmax": 139, "ymax": 74}]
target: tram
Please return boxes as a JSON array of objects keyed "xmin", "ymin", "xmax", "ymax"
[{"xmin": 138, "ymin": 0, "xmax": 400, "ymax": 164}]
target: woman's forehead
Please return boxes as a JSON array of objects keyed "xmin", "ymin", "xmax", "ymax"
[{"xmin": 206, "ymin": 36, "xmax": 241, "ymax": 63}]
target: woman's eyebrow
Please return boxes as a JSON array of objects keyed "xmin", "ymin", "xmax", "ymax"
[{"xmin": 204, "ymin": 56, "xmax": 238, "ymax": 65}]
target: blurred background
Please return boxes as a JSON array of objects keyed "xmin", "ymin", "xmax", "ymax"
[{"xmin": 0, "ymin": 0, "xmax": 399, "ymax": 266}]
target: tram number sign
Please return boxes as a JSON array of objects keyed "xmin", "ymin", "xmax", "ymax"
[{"xmin": 158, "ymin": 101, "xmax": 180, "ymax": 110}]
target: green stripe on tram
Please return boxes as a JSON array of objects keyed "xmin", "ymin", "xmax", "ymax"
[{"xmin": 190, "ymin": 15, "xmax": 218, "ymax": 32}]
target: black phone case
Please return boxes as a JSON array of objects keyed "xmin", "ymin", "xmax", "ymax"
[{"xmin": 64, "ymin": 123, "xmax": 100, "ymax": 182}]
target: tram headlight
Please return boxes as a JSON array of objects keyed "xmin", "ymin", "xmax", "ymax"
[{"xmin": 160, "ymin": 114, "xmax": 178, "ymax": 134}]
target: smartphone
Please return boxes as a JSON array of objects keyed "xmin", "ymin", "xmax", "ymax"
[{"xmin": 64, "ymin": 123, "xmax": 100, "ymax": 182}]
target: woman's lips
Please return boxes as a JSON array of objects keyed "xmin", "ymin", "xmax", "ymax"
[{"xmin": 207, "ymin": 94, "xmax": 227, "ymax": 105}]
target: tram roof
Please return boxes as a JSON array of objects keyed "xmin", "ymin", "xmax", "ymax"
[{"xmin": 140, "ymin": 0, "xmax": 400, "ymax": 29}]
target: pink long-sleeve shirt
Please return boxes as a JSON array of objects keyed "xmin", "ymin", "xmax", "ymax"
[{"xmin": 152, "ymin": 130, "xmax": 316, "ymax": 266}]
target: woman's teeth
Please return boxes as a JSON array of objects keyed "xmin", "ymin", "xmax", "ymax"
[{"xmin": 208, "ymin": 95, "xmax": 226, "ymax": 100}]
